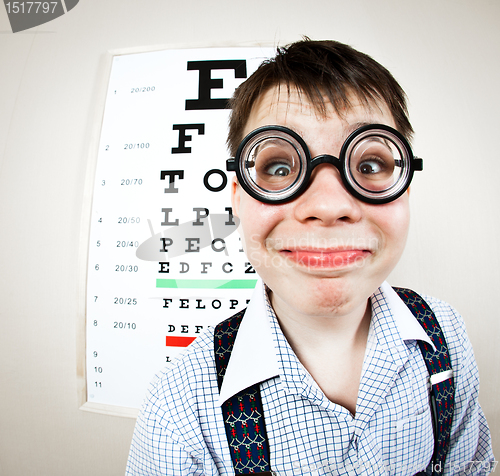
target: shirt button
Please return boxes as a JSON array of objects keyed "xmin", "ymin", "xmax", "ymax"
[{"xmin": 351, "ymin": 435, "xmax": 359, "ymax": 452}]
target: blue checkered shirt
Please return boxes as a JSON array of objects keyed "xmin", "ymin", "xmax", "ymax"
[{"xmin": 126, "ymin": 280, "xmax": 494, "ymax": 475}]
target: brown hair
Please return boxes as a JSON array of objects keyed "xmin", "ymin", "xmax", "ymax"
[{"xmin": 227, "ymin": 38, "xmax": 413, "ymax": 156}]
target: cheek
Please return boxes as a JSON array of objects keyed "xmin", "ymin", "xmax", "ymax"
[
  {"xmin": 237, "ymin": 195, "xmax": 285, "ymax": 251},
  {"xmin": 372, "ymin": 198, "xmax": 410, "ymax": 253}
]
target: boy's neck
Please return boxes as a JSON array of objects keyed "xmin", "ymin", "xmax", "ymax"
[{"xmin": 270, "ymin": 291, "xmax": 371, "ymax": 415}]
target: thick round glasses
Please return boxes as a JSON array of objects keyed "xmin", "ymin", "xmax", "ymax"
[{"xmin": 226, "ymin": 124, "xmax": 423, "ymax": 204}]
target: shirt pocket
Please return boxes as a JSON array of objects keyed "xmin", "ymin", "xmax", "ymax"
[{"xmin": 388, "ymin": 405, "xmax": 434, "ymax": 475}]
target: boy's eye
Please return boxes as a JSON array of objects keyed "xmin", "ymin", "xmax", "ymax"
[
  {"xmin": 358, "ymin": 158, "xmax": 384, "ymax": 175},
  {"xmin": 265, "ymin": 162, "xmax": 292, "ymax": 176}
]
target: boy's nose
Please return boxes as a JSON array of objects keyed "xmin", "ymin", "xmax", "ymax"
[{"xmin": 292, "ymin": 163, "xmax": 363, "ymax": 225}]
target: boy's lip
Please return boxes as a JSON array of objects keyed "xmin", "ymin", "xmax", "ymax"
[{"xmin": 279, "ymin": 248, "xmax": 371, "ymax": 268}]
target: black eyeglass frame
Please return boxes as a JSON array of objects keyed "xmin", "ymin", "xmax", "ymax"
[{"xmin": 226, "ymin": 124, "xmax": 423, "ymax": 205}]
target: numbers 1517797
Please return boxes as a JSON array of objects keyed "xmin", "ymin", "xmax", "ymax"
[{"xmin": 5, "ymin": 2, "xmax": 58, "ymax": 14}]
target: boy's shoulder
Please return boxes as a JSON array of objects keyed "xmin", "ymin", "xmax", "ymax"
[
  {"xmin": 420, "ymin": 294, "xmax": 468, "ymax": 337},
  {"xmin": 144, "ymin": 326, "xmax": 219, "ymax": 420}
]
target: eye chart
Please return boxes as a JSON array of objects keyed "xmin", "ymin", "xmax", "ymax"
[{"xmin": 84, "ymin": 46, "xmax": 274, "ymax": 414}]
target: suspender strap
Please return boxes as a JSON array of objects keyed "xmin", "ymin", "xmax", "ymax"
[
  {"xmin": 214, "ymin": 309, "xmax": 274, "ymax": 475},
  {"xmin": 393, "ymin": 287, "xmax": 455, "ymax": 474}
]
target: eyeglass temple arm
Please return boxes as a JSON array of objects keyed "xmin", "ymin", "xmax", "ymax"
[
  {"xmin": 226, "ymin": 158, "xmax": 237, "ymax": 171},
  {"xmin": 394, "ymin": 157, "xmax": 423, "ymax": 170},
  {"xmin": 413, "ymin": 157, "xmax": 424, "ymax": 171}
]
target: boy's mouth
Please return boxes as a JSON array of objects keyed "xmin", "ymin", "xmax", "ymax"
[{"xmin": 279, "ymin": 249, "xmax": 371, "ymax": 268}]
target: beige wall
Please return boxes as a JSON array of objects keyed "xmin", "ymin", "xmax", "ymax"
[{"xmin": 0, "ymin": 0, "xmax": 498, "ymax": 474}]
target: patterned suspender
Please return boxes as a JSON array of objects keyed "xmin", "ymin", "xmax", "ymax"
[
  {"xmin": 394, "ymin": 288, "xmax": 455, "ymax": 474},
  {"xmin": 214, "ymin": 288, "xmax": 455, "ymax": 475}
]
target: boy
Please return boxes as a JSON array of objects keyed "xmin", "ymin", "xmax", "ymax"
[{"xmin": 126, "ymin": 39, "xmax": 493, "ymax": 475}]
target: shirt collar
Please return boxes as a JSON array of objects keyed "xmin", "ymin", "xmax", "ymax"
[
  {"xmin": 218, "ymin": 279, "xmax": 435, "ymax": 405},
  {"xmin": 379, "ymin": 281, "xmax": 435, "ymax": 351},
  {"xmin": 218, "ymin": 277, "xmax": 280, "ymax": 405}
]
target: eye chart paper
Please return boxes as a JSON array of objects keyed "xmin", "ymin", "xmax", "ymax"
[{"xmin": 85, "ymin": 46, "xmax": 273, "ymax": 412}]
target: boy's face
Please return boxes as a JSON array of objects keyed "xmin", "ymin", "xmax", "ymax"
[{"xmin": 231, "ymin": 86, "xmax": 410, "ymax": 320}]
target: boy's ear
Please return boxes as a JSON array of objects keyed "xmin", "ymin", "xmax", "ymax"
[{"xmin": 230, "ymin": 176, "xmax": 241, "ymax": 217}]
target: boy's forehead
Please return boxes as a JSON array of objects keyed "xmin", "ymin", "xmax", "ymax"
[{"xmin": 244, "ymin": 85, "xmax": 395, "ymax": 136}]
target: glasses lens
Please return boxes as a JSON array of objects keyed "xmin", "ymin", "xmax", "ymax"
[
  {"xmin": 239, "ymin": 129, "xmax": 307, "ymax": 201},
  {"xmin": 345, "ymin": 129, "xmax": 411, "ymax": 200},
  {"xmin": 248, "ymin": 137, "xmax": 300, "ymax": 190}
]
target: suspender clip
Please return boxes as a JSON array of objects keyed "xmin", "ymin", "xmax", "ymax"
[{"xmin": 430, "ymin": 369, "xmax": 453, "ymax": 386}]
